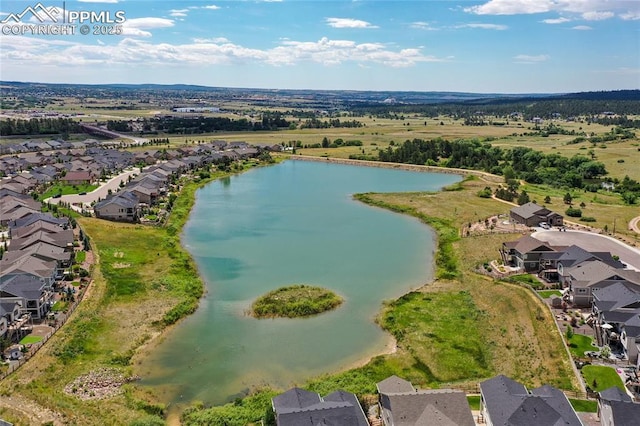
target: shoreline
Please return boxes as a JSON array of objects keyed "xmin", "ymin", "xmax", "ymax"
[
  {"xmin": 284, "ymin": 154, "xmax": 503, "ymax": 182},
  {"xmin": 136, "ymin": 156, "xmax": 454, "ymax": 416}
]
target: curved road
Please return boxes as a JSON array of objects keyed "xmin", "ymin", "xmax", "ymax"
[
  {"xmin": 630, "ymin": 216, "xmax": 640, "ymax": 234},
  {"xmin": 44, "ymin": 168, "xmax": 140, "ymax": 210},
  {"xmin": 531, "ymin": 229, "xmax": 640, "ymax": 271}
]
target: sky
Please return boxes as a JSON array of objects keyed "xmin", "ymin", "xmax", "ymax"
[{"xmin": 0, "ymin": 0, "xmax": 638, "ymax": 93}]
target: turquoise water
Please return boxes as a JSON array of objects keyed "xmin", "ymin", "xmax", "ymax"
[{"xmin": 139, "ymin": 160, "xmax": 460, "ymax": 405}]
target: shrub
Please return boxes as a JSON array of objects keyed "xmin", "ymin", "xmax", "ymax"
[
  {"xmin": 565, "ymin": 207, "xmax": 583, "ymax": 217},
  {"xmin": 580, "ymin": 217, "xmax": 596, "ymax": 222}
]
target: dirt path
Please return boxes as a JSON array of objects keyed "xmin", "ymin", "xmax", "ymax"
[{"xmin": 629, "ymin": 216, "xmax": 640, "ymax": 234}]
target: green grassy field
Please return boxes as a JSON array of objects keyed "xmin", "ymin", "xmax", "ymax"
[
  {"xmin": 568, "ymin": 334, "xmax": 596, "ymax": 359},
  {"xmin": 19, "ymin": 335, "xmax": 43, "ymax": 345},
  {"xmin": 582, "ymin": 365, "xmax": 625, "ymax": 392},
  {"xmin": 569, "ymin": 398, "xmax": 598, "ymax": 413},
  {"xmin": 39, "ymin": 183, "xmax": 98, "ymax": 201},
  {"xmin": 538, "ymin": 290, "xmax": 562, "ymax": 298}
]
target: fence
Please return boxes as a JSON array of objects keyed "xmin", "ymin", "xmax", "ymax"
[{"xmin": 0, "ymin": 282, "xmax": 88, "ymax": 381}]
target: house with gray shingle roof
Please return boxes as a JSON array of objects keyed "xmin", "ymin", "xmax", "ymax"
[
  {"xmin": 510, "ymin": 202, "xmax": 563, "ymax": 227},
  {"xmin": 0, "ymin": 274, "xmax": 54, "ymax": 320},
  {"xmin": 598, "ymin": 386, "xmax": 640, "ymax": 426},
  {"xmin": 377, "ymin": 376, "xmax": 474, "ymax": 426},
  {"xmin": 592, "ymin": 282, "xmax": 640, "ymax": 363},
  {"xmin": 94, "ymin": 191, "xmax": 139, "ymax": 222},
  {"xmin": 480, "ymin": 375, "xmax": 582, "ymax": 426},
  {"xmin": 272, "ymin": 387, "xmax": 369, "ymax": 426}
]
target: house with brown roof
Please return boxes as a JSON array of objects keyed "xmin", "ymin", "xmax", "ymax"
[
  {"xmin": 376, "ymin": 376, "xmax": 475, "ymax": 426},
  {"xmin": 61, "ymin": 170, "xmax": 93, "ymax": 185},
  {"xmin": 501, "ymin": 235, "xmax": 557, "ymax": 272},
  {"xmin": 510, "ymin": 202, "xmax": 563, "ymax": 227}
]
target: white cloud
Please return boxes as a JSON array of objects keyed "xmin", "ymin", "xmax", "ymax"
[
  {"xmin": 410, "ymin": 21, "xmax": 438, "ymax": 30},
  {"xmin": 465, "ymin": 0, "xmax": 621, "ymax": 16},
  {"xmin": 465, "ymin": 0, "xmax": 556, "ymax": 15},
  {"xmin": 572, "ymin": 25, "xmax": 593, "ymax": 30},
  {"xmin": 0, "ymin": 34, "xmax": 446, "ymax": 69},
  {"xmin": 620, "ymin": 11, "xmax": 640, "ymax": 20},
  {"xmin": 202, "ymin": 5, "xmax": 221, "ymax": 10},
  {"xmin": 514, "ymin": 54, "xmax": 550, "ymax": 63},
  {"xmin": 326, "ymin": 18, "xmax": 378, "ymax": 29},
  {"xmin": 193, "ymin": 37, "xmax": 230, "ymax": 43},
  {"xmin": 170, "ymin": 9, "xmax": 189, "ymax": 17},
  {"xmin": 457, "ymin": 23, "xmax": 508, "ymax": 30},
  {"xmin": 121, "ymin": 17, "xmax": 174, "ymax": 38},
  {"xmin": 542, "ymin": 17, "xmax": 571, "ymax": 24},
  {"xmin": 581, "ymin": 11, "xmax": 613, "ymax": 20}
]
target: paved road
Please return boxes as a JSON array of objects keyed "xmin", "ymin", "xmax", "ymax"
[
  {"xmin": 532, "ymin": 229, "xmax": 640, "ymax": 270},
  {"xmin": 44, "ymin": 168, "xmax": 140, "ymax": 210}
]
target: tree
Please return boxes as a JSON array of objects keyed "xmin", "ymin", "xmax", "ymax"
[
  {"xmin": 563, "ymin": 193, "xmax": 573, "ymax": 205},
  {"xmin": 321, "ymin": 137, "xmax": 330, "ymax": 148},
  {"xmin": 566, "ymin": 324, "xmax": 574, "ymax": 339},
  {"xmin": 517, "ymin": 190, "xmax": 530, "ymax": 205},
  {"xmin": 544, "ymin": 195, "xmax": 551, "ymax": 204}
]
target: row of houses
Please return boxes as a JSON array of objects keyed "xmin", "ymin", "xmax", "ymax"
[
  {"xmin": 0, "ymin": 195, "xmax": 73, "ymax": 343},
  {"xmin": 93, "ymin": 145, "xmax": 264, "ymax": 222},
  {"xmin": 501, "ymin": 231, "xmax": 640, "ymax": 369},
  {"xmin": 271, "ymin": 374, "xmax": 640, "ymax": 426}
]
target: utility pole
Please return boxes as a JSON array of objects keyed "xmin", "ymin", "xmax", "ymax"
[{"xmin": 613, "ymin": 218, "xmax": 616, "ymax": 235}]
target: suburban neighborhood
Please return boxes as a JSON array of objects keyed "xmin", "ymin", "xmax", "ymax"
[{"xmin": 2, "ymin": 138, "xmax": 640, "ymax": 424}]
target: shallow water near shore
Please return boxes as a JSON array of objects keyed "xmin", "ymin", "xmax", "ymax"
[{"xmin": 138, "ymin": 160, "xmax": 460, "ymax": 405}]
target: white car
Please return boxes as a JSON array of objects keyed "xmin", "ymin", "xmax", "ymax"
[{"xmin": 539, "ymin": 222, "xmax": 550, "ymax": 229}]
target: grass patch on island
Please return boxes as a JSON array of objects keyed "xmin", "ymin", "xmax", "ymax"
[{"xmin": 251, "ymin": 285, "xmax": 343, "ymax": 318}]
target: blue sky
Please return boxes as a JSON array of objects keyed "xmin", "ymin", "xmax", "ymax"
[{"xmin": 0, "ymin": 0, "xmax": 638, "ymax": 93}]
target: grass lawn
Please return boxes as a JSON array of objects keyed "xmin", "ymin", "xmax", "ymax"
[
  {"xmin": 51, "ymin": 301, "xmax": 68, "ymax": 312},
  {"xmin": 569, "ymin": 398, "xmax": 598, "ymax": 413},
  {"xmin": 568, "ymin": 334, "xmax": 596, "ymax": 359},
  {"xmin": 582, "ymin": 365, "xmax": 625, "ymax": 392},
  {"xmin": 467, "ymin": 395, "xmax": 481, "ymax": 411},
  {"xmin": 75, "ymin": 251, "xmax": 86, "ymax": 264},
  {"xmin": 40, "ymin": 183, "xmax": 98, "ymax": 201},
  {"xmin": 538, "ymin": 290, "xmax": 562, "ymax": 298},
  {"xmin": 19, "ymin": 335, "xmax": 43, "ymax": 345}
]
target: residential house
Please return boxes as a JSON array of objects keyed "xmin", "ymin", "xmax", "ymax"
[
  {"xmin": 272, "ymin": 387, "xmax": 369, "ymax": 426},
  {"xmin": 501, "ymin": 235, "xmax": 557, "ymax": 272},
  {"xmin": 592, "ymin": 281, "xmax": 640, "ymax": 363},
  {"xmin": 11, "ymin": 220, "xmax": 69, "ymax": 240},
  {"xmin": 94, "ymin": 191, "xmax": 140, "ymax": 222},
  {"xmin": 0, "ymin": 253, "xmax": 57, "ymax": 288},
  {"xmin": 510, "ymin": 202, "xmax": 564, "ymax": 227},
  {"xmin": 0, "ymin": 274, "xmax": 54, "ymax": 320},
  {"xmin": 8, "ymin": 213, "xmax": 69, "ymax": 237},
  {"xmin": 480, "ymin": 375, "xmax": 582, "ymax": 426},
  {"xmin": 555, "ymin": 246, "xmax": 624, "ymax": 286},
  {"xmin": 598, "ymin": 386, "xmax": 640, "ymax": 426},
  {"xmin": 3, "ymin": 243, "xmax": 73, "ymax": 278},
  {"xmin": 561, "ymin": 259, "xmax": 636, "ymax": 307},
  {"xmin": 0, "ymin": 301, "xmax": 21, "ymax": 339},
  {"xmin": 377, "ymin": 375, "xmax": 475, "ymax": 426},
  {"xmin": 61, "ymin": 170, "xmax": 93, "ymax": 185},
  {"xmin": 0, "ymin": 196, "xmax": 42, "ymax": 226}
]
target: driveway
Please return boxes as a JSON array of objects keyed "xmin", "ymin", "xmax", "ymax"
[
  {"xmin": 532, "ymin": 229, "xmax": 640, "ymax": 270},
  {"xmin": 44, "ymin": 167, "xmax": 140, "ymax": 209}
]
